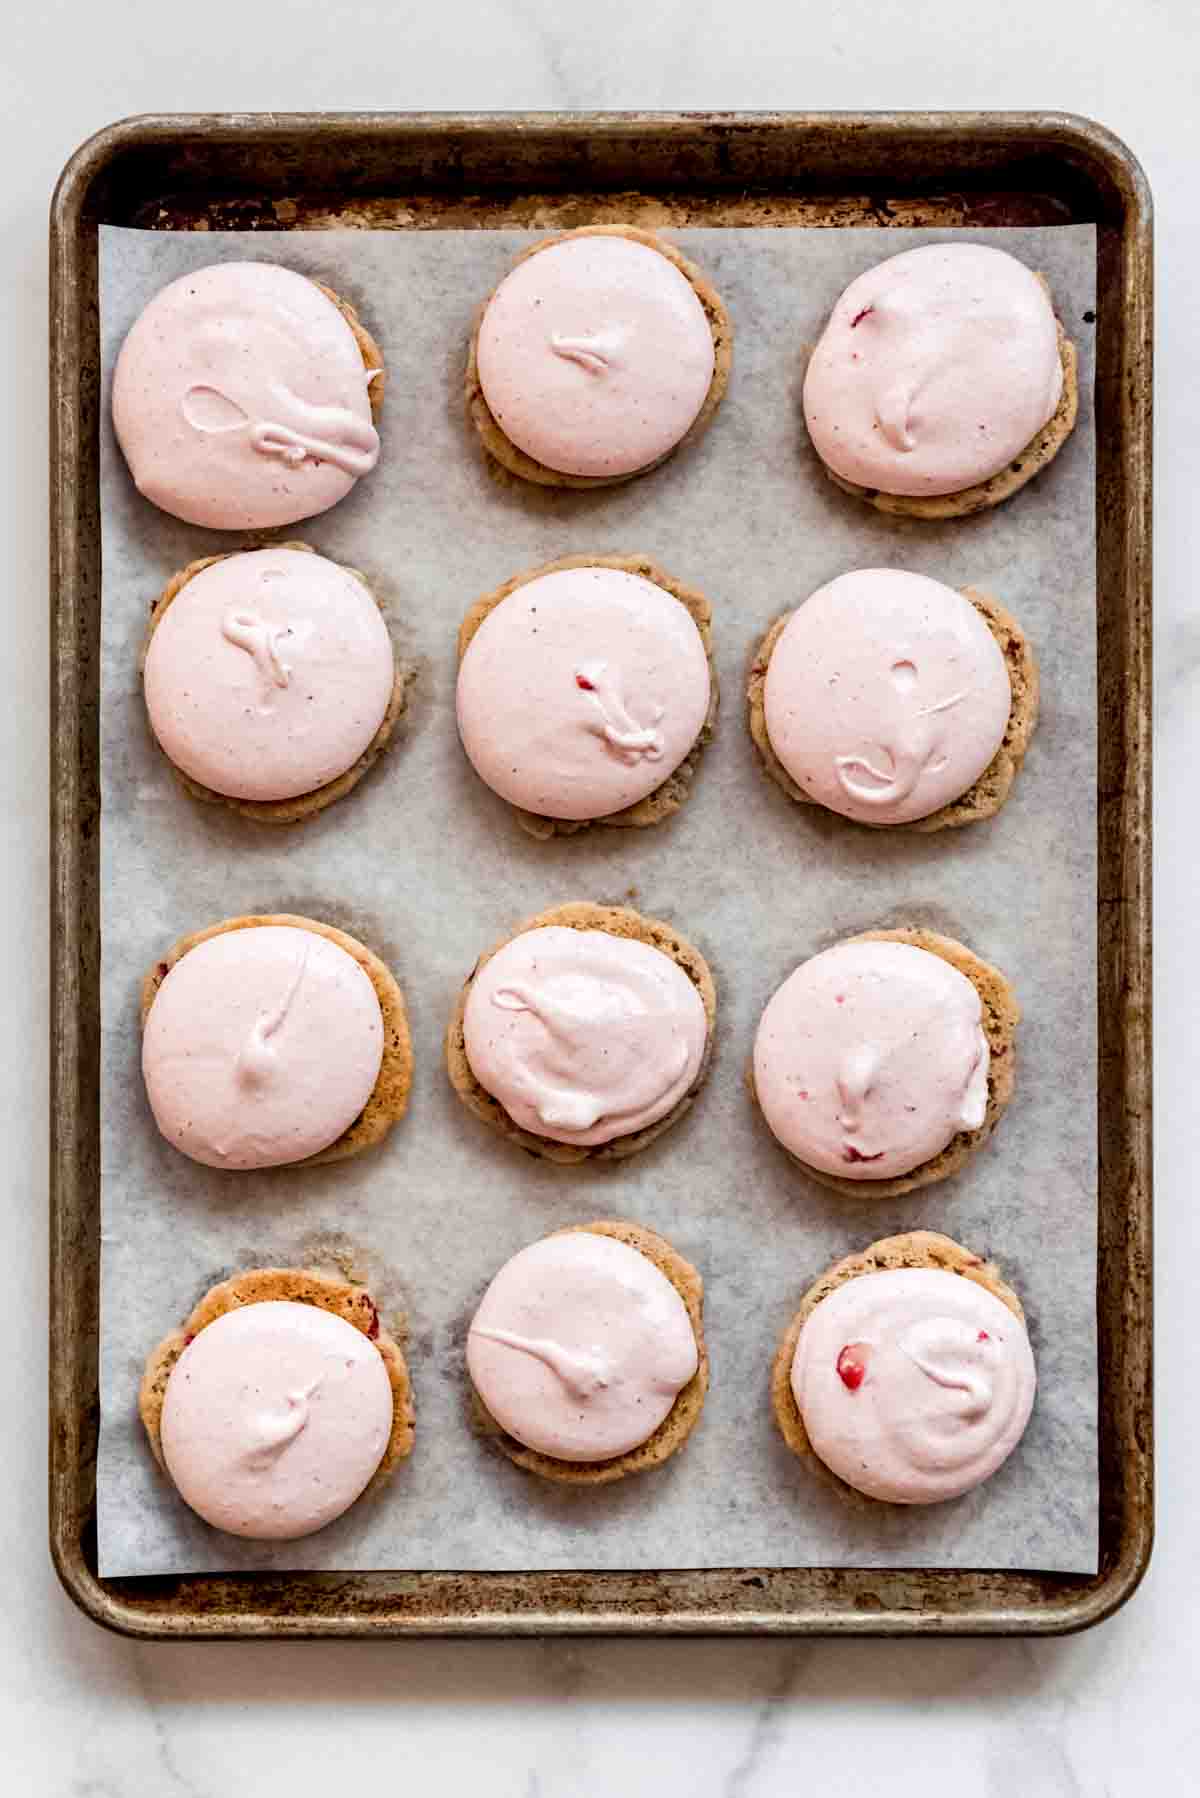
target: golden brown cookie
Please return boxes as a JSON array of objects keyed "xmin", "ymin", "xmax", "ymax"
[
  {"xmin": 141, "ymin": 912, "xmax": 413, "ymax": 1166},
  {"xmin": 470, "ymin": 1219, "xmax": 708, "ymax": 1486},
  {"xmin": 446, "ymin": 900, "xmax": 717, "ymax": 1164},
  {"xmin": 747, "ymin": 586, "xmax": 1039, "ymax": 833},
  {"xmin": 139, "ymin": 1265, "xmax": 414, "ymax": 1485},
  {"xmin": 312, "ymin": 280, "xmax": 387, "ymax": 420},
  {"xmin": 819, "ymin": 312, "xmax": 1078, "ymax": 518},
  {"xmin": 140, "ymin": 540, "xmax": 411, "ymax": 826},
  {"xmin": 747, "ymin": 926, "xmax": 1018, "ymax": 1198},
  {"xmin": 770, "ymin": 1231, "xmax": 1024, "ymax": 1501},
  {"xmin": 465, "ymin": 224, "xmax": 733, "ymax": 489},
  {"xmin": 458, "ymin": 552, "xmax": 719, "ymax": 839}
]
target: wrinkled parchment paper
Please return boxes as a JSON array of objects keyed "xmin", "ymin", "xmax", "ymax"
[{"xmin": 96, "ymin": 223, "xmax": 1097, "ymax": 1576}]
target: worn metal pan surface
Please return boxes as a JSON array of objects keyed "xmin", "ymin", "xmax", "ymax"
[{"xmin": 49, "ymin": 112, "xmax": 1152, "ymax": 1637}]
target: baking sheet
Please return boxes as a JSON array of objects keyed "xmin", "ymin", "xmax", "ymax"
[{"xmin": 95, "ymin": 222, "xmax": 1098, "ymax": 1578}]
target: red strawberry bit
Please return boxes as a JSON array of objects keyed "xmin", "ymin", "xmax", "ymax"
[
  {"xmin": 842, "ymin": 1144, "xmax": 885, "ymax": 1163},
  {"xmin": 361, "ymin": 1294, "xmax": 380, "ymax": 1339},
  {"xmin": 575, "ymin": 673, "xmax": 595, "ymax": 691},
  {"xmin": 798, "ymin": 1090, "xmax": 809, "ymax": 1101},
  {"xmin": 977, "ymin": 1330, "xmax": 990, "ymax": 1342},
  {"xmin": 850, "ymin": 305, "xmax": 874, "ymax": 328},
  {"xmin": 835, "ymin": 994, "xmax": 845, "ymax": 1005},
  {"xmin": 837, "ymin": 1344, "xmax": 869, "ymax": 1390}
]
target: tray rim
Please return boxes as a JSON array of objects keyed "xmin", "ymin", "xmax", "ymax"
[{"xmin": 49, "ymin": 108, "xmax": 1153, "ymax": 1639}]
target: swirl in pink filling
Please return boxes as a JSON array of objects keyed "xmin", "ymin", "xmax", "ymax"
[
  {"xmin": 753, "ymin": 939, "xmax": 989, "ymax": 1180},
  {"xmin": 463, "ymin": 926, "xmax": 708, "ymax": 1147},
  {"xmin": 468, "ymin": 1233, "xmax": 698, "ymax": 1461},
  {"xmin": 113, "ymin": 261, "xmax": 380, "ymax": 529},
  {"xmin": 144, "ymin": 547, "xmax": 395, "ymax": 803},
  {"xmin": 161, "ymin": 1302, "xmax": 393, "ymax": 1538},
  {"xmin": 763, "ymin": 568, "xmax": 1012, "ymax": 825},
  {"xmin": 456, "ymin": 566, "xmax": 711, "ymax": 821},
  {"xmin": 475, "ymin": 235, "xmax": 715, "ymax": 477},
  {"xmin": 142, "ymin": 926, "xmax": 384, "ymax": 1169},
  {"xmin": 791, "ymin": 1268, "xmax": 1036, "ymax": 1503},
  {"xmin": 803, "ymin": 243, "xmax": 1063, "ymax": 497}
]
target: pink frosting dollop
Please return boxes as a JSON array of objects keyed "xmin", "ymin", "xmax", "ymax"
[
  {"xmin": 763, "ymin": 568, "xmax": 1012, "ymax": 825},
  {"xmin": 753, "ymin": 939, "xmax": 989, "ymax": 1180},
  {"xmin": 468, "ymin": 1232, "xmax": 699, "ymax": 1461},
  {"xmin": 791, "ymin": 1267, "xmax": 1036, "ymax": 1504},
  {"xmin": 161, "ymin": 1301, "xmax": 393, "ymax": 1538},
  {"xmin": 456, "ymin": 565, "xmax": 711, "ymax": 821},
  {"xmin": 463, "ymin": 926, "xmax": 708, "ymax": 1147},
  {"xmin": 475, "ymin": 235, "xmax": 715, "ymax": 477},
  {"xmin": 803, "ymin": 243, "xmax": 1063, "ymax": 497},
  {"xmin": 142, "ymin": 925, "xmax": 384, "ymax": 1169},
  {"xmin": 144, "ymin": 546, "xmax": 395, "ymax": 803},
  {"xmin": 112, "ymin": 261, "xmax": 380, "ymax": 529}
]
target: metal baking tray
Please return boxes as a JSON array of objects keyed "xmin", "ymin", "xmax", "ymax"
[{"xmin": 49, "ymin": 111, "xmax": 1152, "ymax": 1638}]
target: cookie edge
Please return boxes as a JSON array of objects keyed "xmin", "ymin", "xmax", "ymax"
[
  {"xmin": 312, "ymin": 279, "xmax": 387, "ymax": 422},
  {"xmin": 818, "ymin": 314, "xmax": 1078, "ymax": 518}
]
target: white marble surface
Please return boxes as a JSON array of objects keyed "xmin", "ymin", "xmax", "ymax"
[{"xmin": 1, "ymin": 1, "xmax": 1193, "ymax": 1791}]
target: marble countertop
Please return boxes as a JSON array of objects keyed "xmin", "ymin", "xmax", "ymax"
[{"xmin": 2, "ymin": 2, "xmax": 1192, "ymax": 1791}]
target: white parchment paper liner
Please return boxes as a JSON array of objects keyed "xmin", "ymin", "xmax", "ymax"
[{"xmin": 96, "ymin": 223, "xmax": 1098, "ymax": 1576}]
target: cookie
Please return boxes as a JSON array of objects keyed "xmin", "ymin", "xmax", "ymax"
[
  {"xmin": 469, "ymin": 1220, "xmax": 708, "ymax": 1486},
  {"xmin": 113, "ymin": 261, "xmax": 384, "ymax": 530},
  {"xmin": 141, "ymin": 542, "xmax": 410, "ymax": 825},
  {"xmin": 140, "ymin": 1266, "xmax": 414, "ymax": 1537},
  {"xmin": 446, "ymin": 901, "xmax": 717, "ymax": 1163},
  {"xmin": 748, "ymin": 579, "xmax": 1039, "ymax": 832},
  {"xmin": 465, "ymin": 225, "xmax": 732, "ymax": 488},
  {"xmin": 771, "ymin": 1231, "xmax": 1034, "ymax": 1505},
  {"xmin": 749, "ymin": 927, "xmax": 1018, "ymax": 1197},
  {"xmin": 803, "ymin": 243, "xmax": 1077, "ymax": 517},
  {"xmin": 141, "ymin": 913, "xmax": 412, "ymax": 1168},
  {"xmin": 457, "ymin": 552, "xmax": 718, "ymax": 839}
]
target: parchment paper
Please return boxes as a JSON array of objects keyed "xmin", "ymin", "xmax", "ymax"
[{"xmin": 96, "ymin": 223, "xmax": 1098, "ymax": 1577}]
